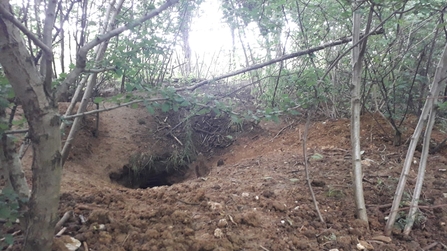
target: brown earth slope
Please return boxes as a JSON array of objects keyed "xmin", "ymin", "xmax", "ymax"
[{"xmin": 14, "ymin": 104, "xmax": 447, "ymax": 251}]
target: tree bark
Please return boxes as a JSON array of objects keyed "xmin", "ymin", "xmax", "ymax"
[
  {"xmin": 350, "ymin": 0, "xmax": 368, "ymax": 223},
  {"xmin": 0, "ymin": 1, "xmax": 62, "ymax": 251}
]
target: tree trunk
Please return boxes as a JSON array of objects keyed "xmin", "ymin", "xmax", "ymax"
[
  {"xmin": 385, "ymin": 41, "xmax": 447, "ymax": 236},
  {"xmin": 0, "ymin": 2, "xmax": 62, "ymax": 250},
  {"xmin": 180, "ymin": 4, "xmax": 192, "ymax": 75},
  {"xmin": 61, "ymin": 0, "xmax": 124, "ymax": 164},
  {"xmin": 350, "ymin": 0, "xmax": 368, "ymax": 223},
  {"xmin": 1, "ymin": 132, "xmax": 30, "ymax": 200},
  {"xmin": 0, "ymin": 109, "xmax": 30, "ymax": 200}
]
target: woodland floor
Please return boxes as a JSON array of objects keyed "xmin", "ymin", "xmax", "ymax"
[{"xmin": 10, "ymin": 100, "xmax": 447, "ymax": 251}]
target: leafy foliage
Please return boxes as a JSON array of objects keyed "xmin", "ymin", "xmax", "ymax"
[{"xmin": 0, "ymin": 188, "xmax": 26, "ymax": 249}]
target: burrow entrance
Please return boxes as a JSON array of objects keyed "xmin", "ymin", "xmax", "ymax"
[
  {"xmin": 109, "ymin": 153, "xmax": 189, "ymax": 189},
  {"xmin": 108, "ymin": 85, "xmax": 261, "ymax": 189}
]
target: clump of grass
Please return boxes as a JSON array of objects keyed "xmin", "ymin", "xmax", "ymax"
[
  {"xmin": 128, "ymin": 152, "xmax": 155, "ymax": 174},
  {"xmin": 326, "ymin": 187, "xmax": 345, "ymax": 198}
]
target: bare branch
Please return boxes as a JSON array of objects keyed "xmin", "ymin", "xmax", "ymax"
[
  {"xmin": 62, "ymin": 97, "xmax": 167, "ymax": 120},
  {"xmin": 83, "ymin": 66, "xmax": 117, "ymax": 73},
  {"xmin": 0, "ymin": 3, "xmax": 52, "ymax": 57},
  {"xmin": 175, "ymin": 30, "xmax": 384, "ymax": 92},
  {"xmin": 4, "ymin": 129, "xmax": 28, "ymax": 135}
]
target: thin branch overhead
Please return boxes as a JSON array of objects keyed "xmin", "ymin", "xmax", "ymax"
[
  {"xmin": 0, "ymin": 3, "xmax": 53, "ymax": 58},
  {"xmin": 176, "ymin": 29, "xmax": 384, "ymax": 92}
]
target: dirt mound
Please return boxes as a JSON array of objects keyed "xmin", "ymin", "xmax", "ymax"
[{"xmin": 11, "ymin": 106, "xmax": 447, "ymax": 250}]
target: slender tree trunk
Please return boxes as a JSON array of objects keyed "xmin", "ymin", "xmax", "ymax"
[
  {"xmin": 180, "ymin": 3, "xmax": 192, "ymax": 75},
  {"xmin": 59, "ymin": 2, "xmax": 65, "ymax": 74},
  {"xmin": 1, "ymin": 133, "xmax": 30, "ymax": 200},
  {"xmin": 60, "ymin": 0, "xmax": 124, "ymax": 164},
  {"xmin": 0, "ymin": 2, "xmax": 62, "ymax": 251},
  {"xmin": 385, "ymin": 42, "xmax": 447, "ymax": 236},
  {"xmin": 0, "ymin": 108, "xmax": 30, "ymax": 200},
  {"xmin": 350, "ymin": 0, "xmax": 368, "ymax": 222},
  {"xmin": 403, "ymin": 102, "xmax": 436, "ymax": 235}
]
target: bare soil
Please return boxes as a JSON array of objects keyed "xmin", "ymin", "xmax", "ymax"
[{"xmin": 13, "ymin": 104, "xmax": 447, "ymax": 250}]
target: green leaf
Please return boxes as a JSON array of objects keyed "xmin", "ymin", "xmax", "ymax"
[
  {"xmin": 94, "ymin": 97, "xmax": 104, "ymax": 103},
  {"xmin": 311, "ymin": 153, "xmax": 324, "ymax": 160},
  {"xmin": 0, "ymin": 123, "xmax": 9, "ymax": 131},
  {"xmin": 180, "ymin": 101, "xmax": 190, "ymax": 107},
  {"xmin": 196, "ymin": 108, "xmax": 209, "ymax": 115},
  {"xmin": 146, "ymin": 106, "xmax": 155, "ymax": 114},
  {"xmin": 131, "ymin": 103, "xmax": 138, "ymax": 109},
  {"xmin": 161, "ymin": 102, "xmax": 170, "ymax": 112},
  {"xmin": 4, "ymin": 234, "xmax": 14, "ymax": 245},
  {"xmin": 126, "ymin": 83, "xmax": 135, "ymax": 92},
  {"xmin": 0, "ymin": 206, "xmax": 11, "ymax": 219}
]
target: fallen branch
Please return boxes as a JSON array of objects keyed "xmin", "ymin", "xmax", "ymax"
[
  {"xmin": 55, "ymin": 210, "xmax": 73, "ymax": 230},
  {"xmin": 302, "ymin": 111, "xmax": 325, "ymax": 223}
]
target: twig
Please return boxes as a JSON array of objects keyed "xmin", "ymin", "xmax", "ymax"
[
  {"xmin": 83, "ymin": 241, "xmax": 89, "ymax": 251},
  {"xmin": 422, "ymin": 242, "xmax": 438, "ymax": 250},
  {"xmin": 259, "ymin": 245, "xmax": 270, "ymax": 251},
  {"xmin": 55, "ymin": 227, "xmax": 67, "ymax": 237},
  {"xmin": 122, "ymin": 233, "xmax": 129, "ymax": 246},
  {"xmin": 271, "ymin": 120, "xmax": 295, "ymax": 141},
  {"xmin": 79, "ymin": 214, "xmax": 87, "ymax": 224},
  {"xmin": 55, "ymin": 210, "xmax": 73, "ymax": 230},
  {"xmin": 169, "ymin": 132, "xmax": 183, "ymax": 146},
  {"xmin": 302, "ymin": 110, "xmax": 325, "ymax": 223},
  {"xmin": 176, "ymin": 199, "xmax": 200, "ymax": 206},
  {"xmin": 0, "ymin": 230, "xmax": 21, "ymax": 242}
]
